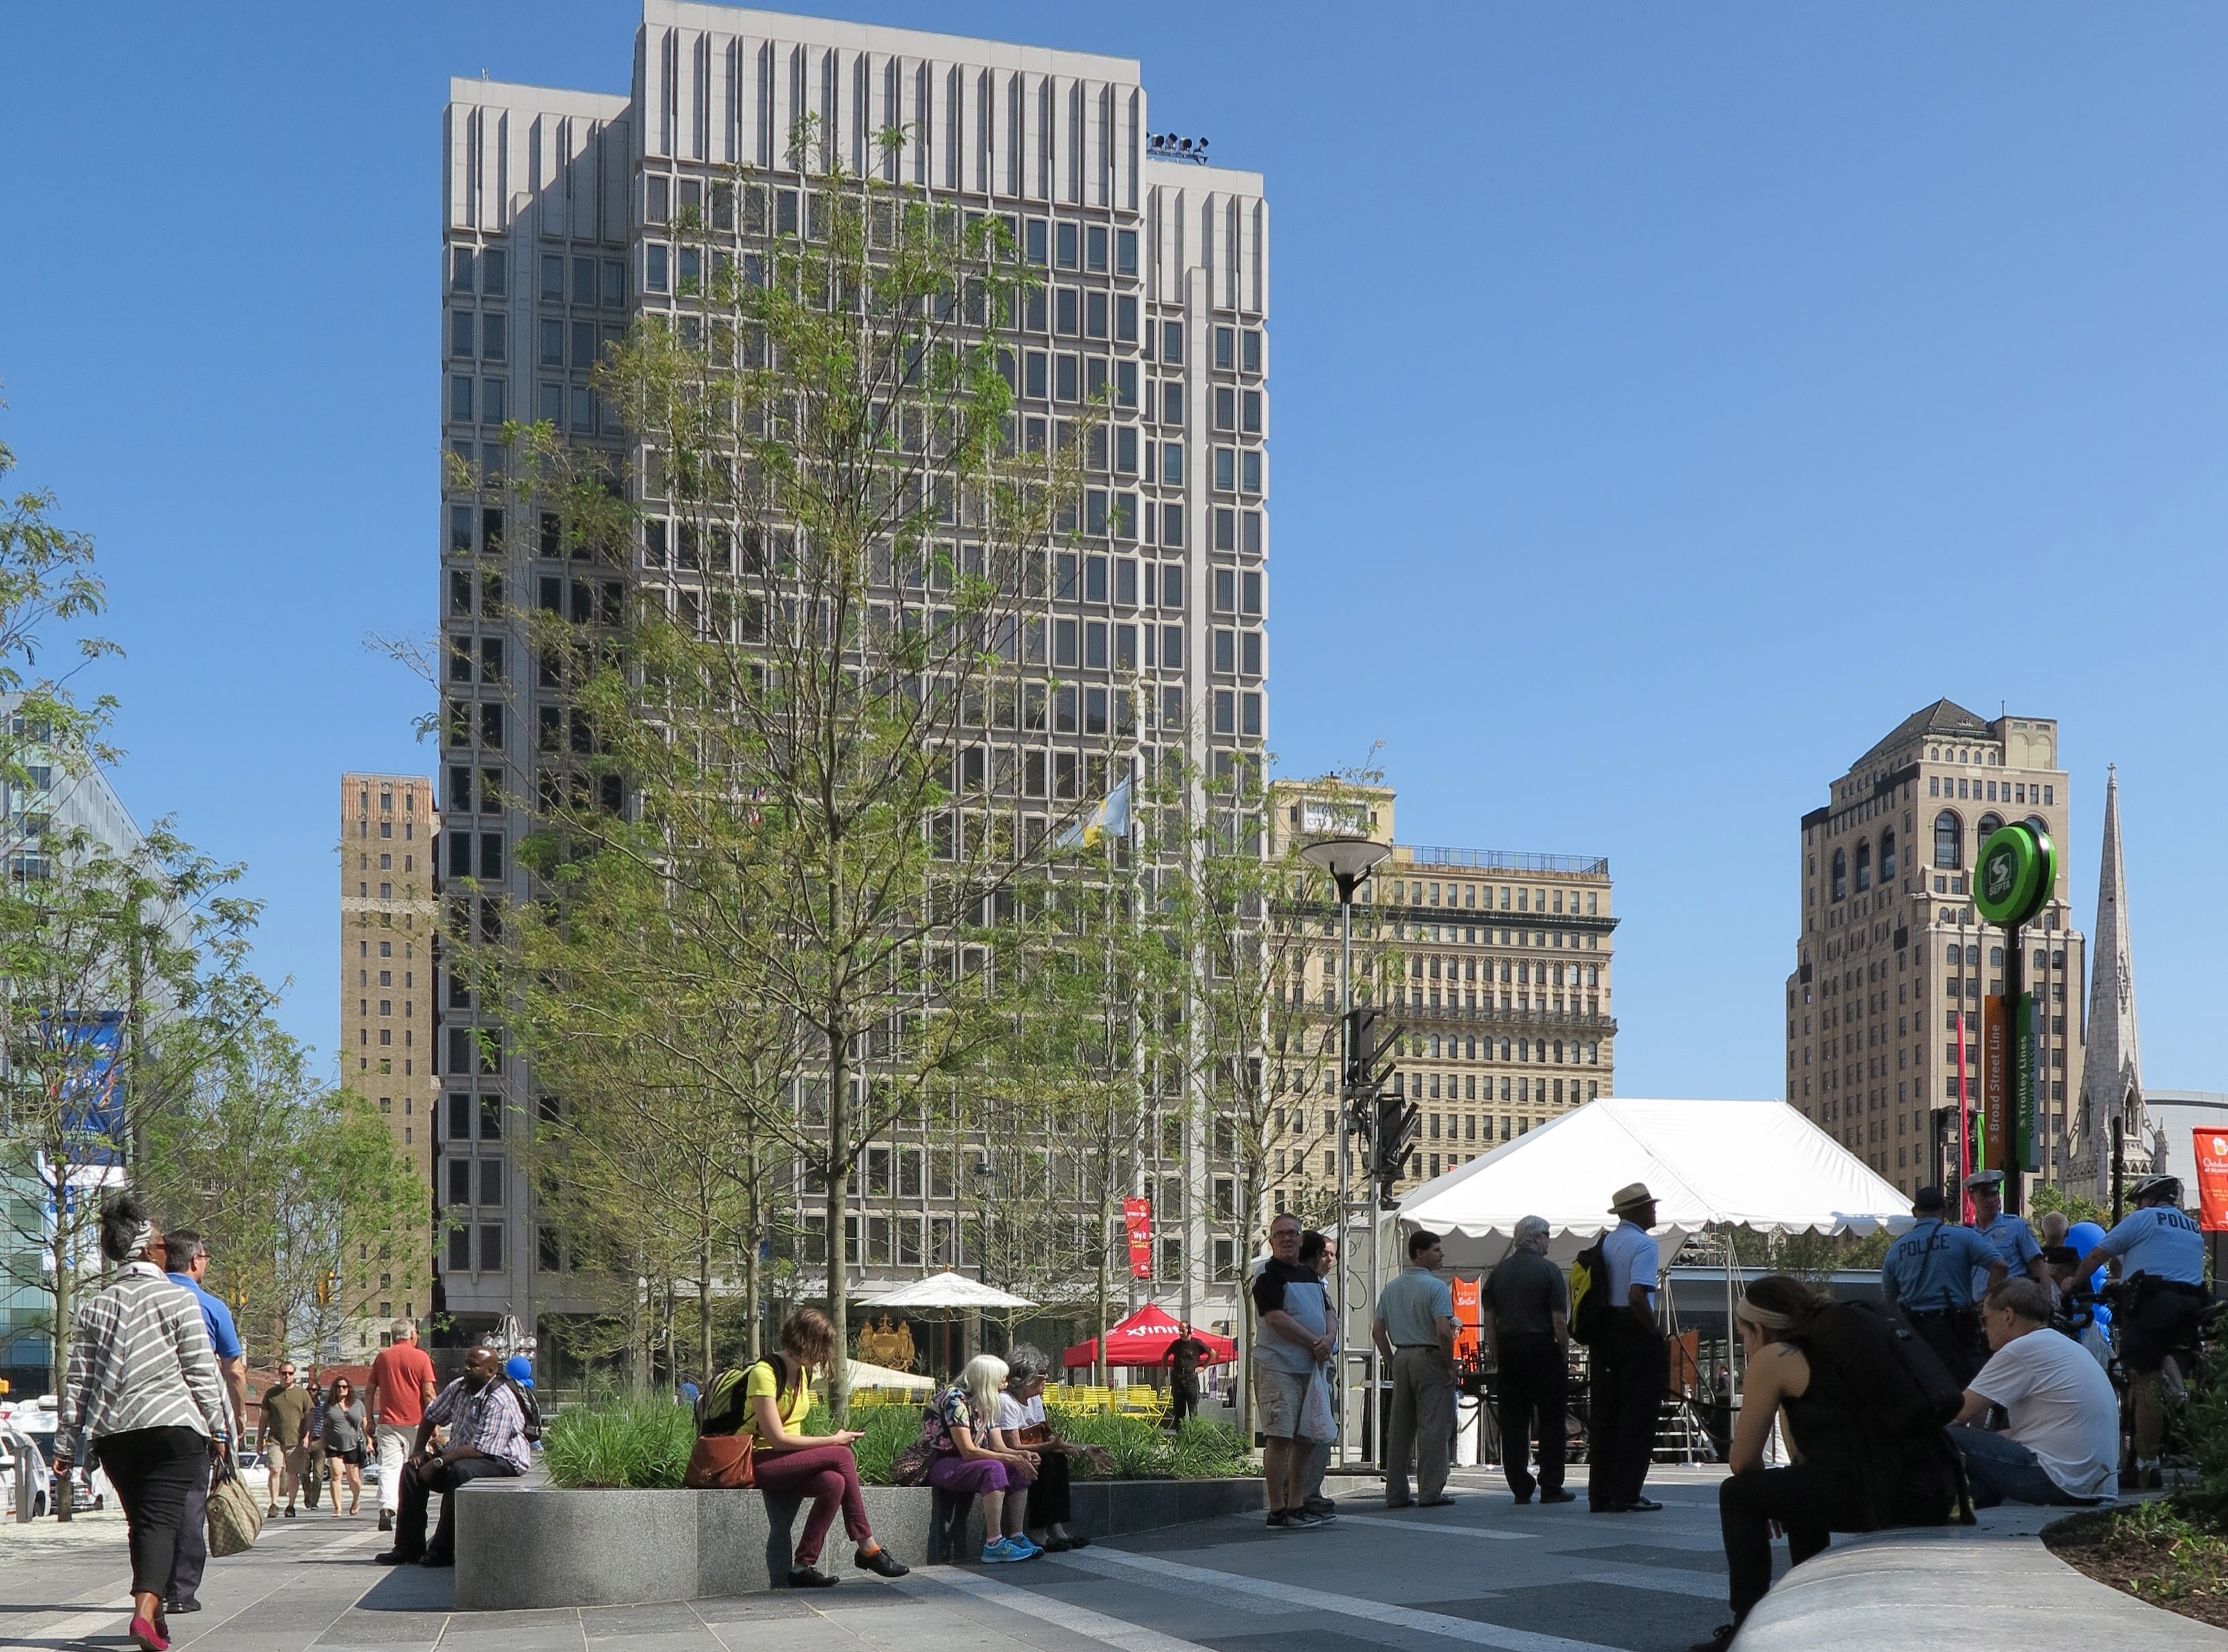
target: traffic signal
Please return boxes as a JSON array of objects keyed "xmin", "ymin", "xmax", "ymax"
[
  {"xmin": 1343, "ymin": 1005, "xmax": 1403, "ymax": 1098},
  {"xmin": 1373, "ymin": 1089, "xmax": 1420, "ymax": 1198}
]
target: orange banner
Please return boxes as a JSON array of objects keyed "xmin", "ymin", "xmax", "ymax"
[
  {"xmin": 2195, "ymin": 1130, "xmax": 2228, "ymax": 1234},
  {"xmin": 1123, "ymin": 1197, "xmax": 1152, "ymax": 1279},
  {"xmin": 1451, "ymin": 1276, "xmax": 1481, "ymax": 1363},
  {"xmin": 1982, "ymin": 995, "xmax": 2008, "ymax": 1175}
]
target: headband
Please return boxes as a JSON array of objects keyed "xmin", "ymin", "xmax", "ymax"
[
  {"xmin": 1734, "ymin": 1293, "xmax": 1799, "ymax": 1333},
  {"xmin": 126, "ymin": 1221, "xmax": 159, "ymax": 1262}
]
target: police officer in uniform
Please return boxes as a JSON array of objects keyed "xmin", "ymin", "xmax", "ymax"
[
  {"xmin": 1964, "ymin": 1170, "xmax": 2046, "ymax": 1301},
  {"xmin": 2066, "ymin": 1173, "xmax": 2206, "ymax": 1487},
  {"xmin": 1879, "ymin": 1186, "xmax": 2006, "ymax": 1386}
]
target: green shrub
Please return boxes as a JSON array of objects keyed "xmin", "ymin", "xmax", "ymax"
[
  {"xmin": 543, "ymin": 1398, "xmax": 694, "ymax": 1490},
  {"xmin": 1044, "ymin": 1406, "xmax": 1253, "ymax": 1480}
]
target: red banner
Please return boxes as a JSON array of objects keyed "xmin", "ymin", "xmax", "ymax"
[
  {"xmin": 1123, "ymin": 1197, "xmax": 1153, "ymax": 1279},
  {"xmin": 1450, "ymin": 1277, "xmax": 1481, "ymax": 1364},
  {"xmin": 2195, "ymin": 1130, "xmax": 2228, "ymax": 1234}
]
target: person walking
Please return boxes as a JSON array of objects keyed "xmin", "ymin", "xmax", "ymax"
[
  {"xmin": 1165, "ymin": 1324, "xmax": 1210, "ymax": 1426},
  {"xmin": 159, "ymin": 1228, "xmax": 245, "ymax": 1619},
  {"xmin": 366, "ymin": 1321, "xmax": 436, "ymax": 1533},
  {"xmin": 1879, "ymin": 1186, "xmax": 2003, "ymax": 1386},
  {"xmin": 2063, "ymin": 1173, "xmax": 2207, "ymax": 1488},
  {"xmin": 1482, "ymin": 1215, "xmax": 1572, "ymax": 1505},
  {"xmin": 54, "ymin": 1194, "xmax": 231, "ymax": 1652},
  {"xmin": 256, "ymin": 1361, "xmax": 313, "ymax": 1519},
  {"xmin": 320, "ymin": 1378, "xmax": 369, "ymax": 1517},
  {"xmin": 1295, "ymin": 1230, "xmax": 1341, "ymax": 1521},
  {"xmin": 919, "ymin": 1354, "xmax": 1042, "ymax": 1562},
  {"xmin": 302, "ymin": 1366, "xmax": 326, "ymax": 1509},
  {"xmin": 1255, "ymin": 1212, "xmax": 1333, "ymax": 1526},
  {"xmin": 1588, "ymin": 1184, "xmax": 1668, "ymax": 1514},
  {"xmin": 376, "ymin": 1345, "xmax": 530, "ymax": 1567},
  {"xmin": 1373, "ymin": 1227, "xmax": 1457, "ymax": 1509}
]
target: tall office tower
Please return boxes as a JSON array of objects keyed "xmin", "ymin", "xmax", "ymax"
[
  {"xmin": 1786, "ymin": 701, "xmax": 2085, "ymax": 1199},
  {"xmin": 338, "ymin": 773, "xmax": 439, "ymax": 1352},
  {"xmin": 1267, "ymin": 778, "xmax": 1616, "ymax": 1204},
  {"xmin": 440, "ymin": 4, "xmax": 1270, "ymax": 1345}
]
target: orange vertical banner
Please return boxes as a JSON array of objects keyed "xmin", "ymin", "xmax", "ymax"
[
  {"xmin": 1451, "ymin": 1277, "xmax": 1481, "ymax": 1363},
  {"xmin": 1123, "ymin": 1197, "xmax": 1153, "ymax": 1279},
  {"xmin": 2195, "ymin": 1130, "xmax": 2228, "ymax": 1233}
]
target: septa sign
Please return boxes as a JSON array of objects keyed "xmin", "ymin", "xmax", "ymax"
[
  {"xmin": 2195, "ymin": 1130, "xmax": 2228, "ymax": 1234},
  {"xmin": 1123, "ymin": 1197, "xmax": 1153, "ymax": 1279}
]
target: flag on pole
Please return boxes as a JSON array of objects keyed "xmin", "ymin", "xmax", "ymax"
[{"xmin": 1055, "ymin": 772, "xmax": 1132, "ymax": 850}]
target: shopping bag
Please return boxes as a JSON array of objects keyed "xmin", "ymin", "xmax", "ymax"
[
  {"xmin": 1300, "ymin": 1368, "xmax": 1337, "ymax": 1442},
  {"xmin": 206, "ymin": 1454, "xmax": 264, "ymax": 1557}
]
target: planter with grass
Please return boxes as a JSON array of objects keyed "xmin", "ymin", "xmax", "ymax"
[{"xmin": 454, "ymin": 1399, "xmax": 1263, "ymax": 1609}]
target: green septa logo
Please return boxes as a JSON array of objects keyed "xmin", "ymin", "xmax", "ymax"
[{"xmin": 1973, "ymin": 823, "xmax": 2053, "ymax": 926}]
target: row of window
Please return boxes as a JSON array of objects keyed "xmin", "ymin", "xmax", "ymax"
[
  {"xmin": 1392, "ymin": 881, "xmax": 1602, "ymax": 917},
  {"xmin": 1932, "ymin": 773, "xmax": 2050, "ymax": 805}
]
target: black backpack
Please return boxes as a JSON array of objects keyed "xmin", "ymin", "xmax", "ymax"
[
  {"xmin": 498, "ymin": 1375, "xmax": 545, "ymax": 1444},
  {"xmin": 695, "ymin": 1354, "xmax": 791, "ymax": 1438},
  {"xmin": 1567, "ymin": 1240, "xmax": 1612, "ymax": 1348},
  {"xmin": 1793, "ymin": 1300, "xmax": 1962, "ymax": 1439}
]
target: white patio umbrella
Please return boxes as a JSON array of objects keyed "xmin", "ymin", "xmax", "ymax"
[{"xmin": 863, "ymin": 1270, "xmax": 1038, "ymax": 1310}]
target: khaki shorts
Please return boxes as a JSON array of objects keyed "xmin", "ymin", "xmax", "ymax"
[
  {"xmin": 1252, "ymin": 1363, "xmax": 1311, "ymax": 1440},
  {"xmin": 278, "ymin": 1447, "xmax": 313, "ymax": 1483}
]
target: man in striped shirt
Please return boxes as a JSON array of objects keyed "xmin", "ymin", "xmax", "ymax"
[{"xmin": 375, "ymin": 1345, "xmax": 530, "ymax": 1567}]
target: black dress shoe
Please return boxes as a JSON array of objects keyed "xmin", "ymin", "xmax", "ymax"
[
  {"xmin": 788, "ymin": 1566, "xmax": 839, "ymax": 1589},
  {"xmin": 1063, "ymin": 1533, "xmax": 1091, "ymax": 1549},
  {"xmin": 420, "ymin": 1551, "xmax": 455, "ymax": 1567},
  {"xmin": 1539, "ymin": 1488, "xmax": 1577, "ymax": 1504},
  {"xmin": 379, "ymin": 1511, "xmax": 393, "ymax": 1532},
  {"xmin": 855, "ymin": 1548, "xmax": 909, "ymax": 1578},
  {"xmin": 1511, "ymin": 1490, "xmax": 1534, "ymax": 1505},
  {"xmin": 163, "ymin": 1599, "xmax": 201, "ymax": 1615},
  {"xmin": 374, "ymin": 1549, "xmax": 416, "ymax": 1565},
  {"xmin": 1623, "ymin": 1496, "xmax": 1663, "ymax": 1512}
]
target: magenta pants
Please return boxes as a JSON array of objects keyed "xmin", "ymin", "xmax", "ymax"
[
  {"xmin": 925, "ymin": 1451, "xmax": 1025, "ymax": 1496},
  {"xmin": 754, "ymin": 1442, "xmax": 872, "ymax": 1565}
]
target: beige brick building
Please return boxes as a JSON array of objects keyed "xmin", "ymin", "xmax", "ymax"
[
  {"xmin": 339, "ymin": 773, "xmax": 440, "ymax": 1333},
  {"xmin": 1786, "ymin": 702, "xmax": 2085, "ymax": 1198},
  {"xmin": 1270, "ymin": 778, "xmax": 1617, "ymax": 1201}
]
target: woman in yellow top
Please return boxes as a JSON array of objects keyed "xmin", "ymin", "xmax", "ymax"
[{"xmin": 746, "ymin": 1308, "xmax": 910, "ymax": 1587}]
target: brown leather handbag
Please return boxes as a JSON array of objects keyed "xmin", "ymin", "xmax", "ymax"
[{"xmin": 683, "ymin": 1430, "xmax": 756, "ymax": 1490}]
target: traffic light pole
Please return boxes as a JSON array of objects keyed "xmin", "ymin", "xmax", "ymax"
[{"xmin": 1334, "ymin": 883, "xmax": 1356, "ymax": 1470}]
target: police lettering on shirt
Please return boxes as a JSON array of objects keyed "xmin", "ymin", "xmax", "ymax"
[
  {"xmin": 1970, "ymin": 1210, "xmax": 2044, "ymax": 1300},
  {"xmin": 2092, "ymin": 1206, "xmax": 2205, "ymax": 1286},
  {"xmin": 1881, "ymin": 1219, "xmax": 1998, "ymax": 1312}
]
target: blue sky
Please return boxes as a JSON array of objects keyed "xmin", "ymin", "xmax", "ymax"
[{"xmin": 3, "ymin": 3, "xmax": 2224, "ymax": 1100}]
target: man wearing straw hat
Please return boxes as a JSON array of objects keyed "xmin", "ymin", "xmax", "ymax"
[{"xmin": 1588, "ymin": 1183, "xmax": 1668, "ymax": 1513}]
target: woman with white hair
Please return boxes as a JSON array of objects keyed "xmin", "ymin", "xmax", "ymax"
[
  {"xmin": 993, "ymin": 1345, "xmax": 1089, "ymax": 1552},
  {"xmin": 54, "ymin": 1193, "xmax": 230, "ymax": 1652},
  {"xmin": 919, "ymin": 1354, "xmax": 1040, "ymax": 1562}
]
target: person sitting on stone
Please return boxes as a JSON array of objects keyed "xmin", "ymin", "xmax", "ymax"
[
  {"xmin": 375, "ymin": 1345, "xmax": 530, "ymax": 1568},
  {"xmin": 993, "ymin": 1345, "xmax": 1089, "ymax": 1552},
  {"xmin": 739, "ymin": 1308, "xmax": 910, "ymax": 1588},
  {"xmin": 921, "ymin": 1354, "xmax": 1040, "ymax": 1563},
  {"xmin": 1947, "ymin": 1277, "xmax": 2117, "ymax": 1507}
]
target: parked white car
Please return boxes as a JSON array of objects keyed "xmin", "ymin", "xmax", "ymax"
[{"xmin": 0, "ymin": 1426, "xmax": 55, "ymax": 1517}]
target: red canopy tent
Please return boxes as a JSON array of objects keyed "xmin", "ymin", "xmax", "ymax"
[{"xmin": 1062, "ymin": 1305, "xmax": 1238, "ymax": 1370}]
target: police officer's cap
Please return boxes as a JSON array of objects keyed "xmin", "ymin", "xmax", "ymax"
[
  {"xmin": 2130, "ymin": 1173, "xmax": 2182, "ymax": 1206},
  {"xmin": 1911, "ymin": 1185, "xmax": 1947, "ymax": 1214},
  {"xmin": 1964, "ymin": 1170, "xmax": 2005, "ymax": 1191}
]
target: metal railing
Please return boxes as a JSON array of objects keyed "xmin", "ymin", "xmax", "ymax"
[{"xmin": 1399, "ymin": 846, "xmax": 1610, "ymax": 877}]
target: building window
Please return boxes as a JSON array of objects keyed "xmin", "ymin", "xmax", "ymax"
[
  {"xmin": 1933, "ymin": 811, "xmax": 1962, "ymax": 870},
  {"xmin": 1831, "ymin": 848, "xmax": 1847, "ymax": 902}
]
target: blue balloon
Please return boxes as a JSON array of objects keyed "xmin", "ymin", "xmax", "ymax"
[
  {"xmin": 2064, "ymin": 1221, "xmax": 2111, "ymax": 1320},
  {"xmin": 504, "ymin": 1354, "xmax": 534, "ymax": 1386}
]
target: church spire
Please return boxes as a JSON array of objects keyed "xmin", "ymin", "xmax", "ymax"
[{"xmin": 2074, "ymin": 767, "xmax": 2146, "ymax": 1196}]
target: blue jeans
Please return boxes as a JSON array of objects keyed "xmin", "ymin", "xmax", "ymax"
[{"xmin": 1947, "ymin": 1424, "xmax": 2092, "ymax": 1507}]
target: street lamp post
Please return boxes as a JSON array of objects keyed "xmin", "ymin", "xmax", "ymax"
[{"xmin": 1298, "ymin": 834, "xmax": 1390, "ymax": 1470}]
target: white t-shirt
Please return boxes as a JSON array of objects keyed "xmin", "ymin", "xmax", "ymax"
[
  {"xmin": 992, "ymin": 1392, "xmax": 1046, "ymax": 1434},
  {"xmin": 1601, "ymin": 1221, "xmax": 1661, "ymax": 1310},
  {"xmin": 1970, "ymin": 1328, "xmax": 2119, "ymax": 1499}
]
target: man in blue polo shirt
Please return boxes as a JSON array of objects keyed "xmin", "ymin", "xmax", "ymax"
[
  {"xmin": 164, "ymin": 1229, "xmax": 246, "ymax": 1617},
  {"xmin": 1964, "ymin": 1171, "xmax": 2046, "ymax": 1300},
  {"xmin": 2066, "ymin": 1175, "xmax": 2206, "ymax": 1487}
]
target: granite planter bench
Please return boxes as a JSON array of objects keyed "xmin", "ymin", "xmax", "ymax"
[{"xmin": 453, "ymin": 1475, "xmax": 1266, "ymax": 1610}]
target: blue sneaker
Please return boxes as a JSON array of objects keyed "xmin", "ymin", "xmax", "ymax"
[
  {"xmin": 982, "ymin": 1537, "xmax": 1022, "ymax": 1563},
  {"xmin": 1007, "ymin": 1535, "xmax": 1044, "ymax": 1559}
]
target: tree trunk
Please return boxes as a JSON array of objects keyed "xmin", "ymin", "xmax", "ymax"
[
  {"xmin": 825, "ymin": 1018, "xmax": 853, "ymax": 1424},
  {"xmin": 698, "ymin": 1242, "xmax": 715, "ymax": 1392}
]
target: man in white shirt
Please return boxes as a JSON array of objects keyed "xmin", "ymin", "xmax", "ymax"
[
  {"xmin": 1948, "ymin": 1277, "xmax": 2117, "ymax": 1506},
  {"xmin": 1589, "ymin": 1183, "xmax": 1668, "ymax": 1514}
]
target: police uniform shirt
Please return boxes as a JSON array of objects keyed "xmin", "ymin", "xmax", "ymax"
[
  {"xmin": 2091, "ymin": 1206, "xmax": 2205, "ymax": 1285},
  {"xmin": 1882, "ymin": 1219, "xmax": 1997, "ymax": 1312},
  {"xmin": 1971, "ymin": 1211, "xmax": 2044, "ymax": 1300}
]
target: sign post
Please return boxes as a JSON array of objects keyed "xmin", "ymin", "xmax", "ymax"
[{"xmin": 1972, "ymin": 823, "xmax": 2056, "ymax": 1216}]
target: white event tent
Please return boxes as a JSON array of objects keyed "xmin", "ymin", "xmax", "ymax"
[{"xmin": 1399, "ymin": 1097, "xmax": 1915, "ymax": 1269}]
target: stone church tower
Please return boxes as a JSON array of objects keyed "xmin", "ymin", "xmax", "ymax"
[{"xmin": 2072, "ymin": 769, "xmax": 2151, "ymax": 1196}]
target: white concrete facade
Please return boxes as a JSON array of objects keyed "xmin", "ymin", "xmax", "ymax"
[{"xmin": 436, "ymin": 4, "xmax": 1271, "ymax": 1348}]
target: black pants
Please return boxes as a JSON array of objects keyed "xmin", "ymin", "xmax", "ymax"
[
  {"xmin": 167, "ymin": 1455, "xmax": 212, "ymax": 1604},
  {"xmin": 1903, "ymin": 1307, "xmax": 1984, "ymax": 1387},
  {"xmin": 1496, "ymin": 1334, "xmax": 1567, "ymax": 1497},
  {"xmin": 1718, "ymin": 1462, "xmax": 1878, "ymax": 1624},
  {"xmin": 1171, "ymin": 1383, "xmax": 1198, "ymax": 1425},
  {"xmin": 390, "ymin": 1455, "xmax": 522, "ymax": 1559},
  {"xmin": 1027, "ymin": 1448, "xmax": 1072, "ymax": 1526},
  {"xmin": 1586, "ymin": 1319, "xmax": 1667, "ymax": 1510},
  {"xmin": 97, "ymin": 1427, "xmax": 208, "ymax": 1598}
]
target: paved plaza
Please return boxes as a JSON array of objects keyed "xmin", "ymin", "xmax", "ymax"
[{"xmin": 0, "ymin": 1467, "xmax": 1769, "ymax": 1652}]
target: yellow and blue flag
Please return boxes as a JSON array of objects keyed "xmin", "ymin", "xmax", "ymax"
[{"xmin": 1057, "ymin": 773, "xmax": 1132, "ymax": 851}]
